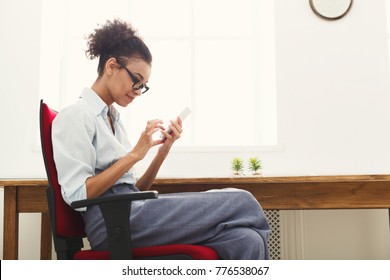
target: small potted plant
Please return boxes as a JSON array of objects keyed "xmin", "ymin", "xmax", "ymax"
[
  {"xmin": 231, "ymin": 157, "xmax": 244, "ymax": 175},
  {"xmin": 248, "ymin": 157, "xmax": 262, "ymax": 175}
]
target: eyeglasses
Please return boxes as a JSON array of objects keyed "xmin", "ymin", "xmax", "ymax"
[{"xmin": 117, "ymin": 62, "xmax": 149, "ymax": 94}]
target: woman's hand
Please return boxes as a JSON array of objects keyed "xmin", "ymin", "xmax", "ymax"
[
  {"xmin": 159, "ymin": 117, "xmax": 183, "ymax": 157},
  {"xmin": 85, "ymin": 120, "xmax": 165, "ymax": 198},
  {"xmin": 135, "ymin": 117, "xmax": 183, "ymax": 191},
  {"xmin": 131, "ymin": 119, "xmax": 165, "ymax": 161}
]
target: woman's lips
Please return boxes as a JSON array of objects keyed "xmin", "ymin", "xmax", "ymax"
[{"xmin": 125, "ymin": 94, "xmax": 134, "ymax": 102}]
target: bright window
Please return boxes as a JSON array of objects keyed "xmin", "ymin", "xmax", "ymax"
[{"xmin": 40, "ymin": 0, "xmax": 277, "ymax": 148}]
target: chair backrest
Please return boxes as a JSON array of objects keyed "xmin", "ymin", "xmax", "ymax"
[{"xmin": 39, "ymin": 100, "xmax": 85, "ymax": 238}]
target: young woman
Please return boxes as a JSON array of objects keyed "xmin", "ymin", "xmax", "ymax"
[{"xmin": 52, "ymin": 19, "xmax": 270, "ymax": 260}]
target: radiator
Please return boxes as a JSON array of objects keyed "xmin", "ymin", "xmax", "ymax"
[{"xmin": 264, "ymin": 210, "xmax": 282, "ymax": 260}]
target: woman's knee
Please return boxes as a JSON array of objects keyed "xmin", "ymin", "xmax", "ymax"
[
  {"xmin": 210, "ymin": 227, "xmax": 267, "ymax": 260},
  {"xmin": 241, "ymin": 228, "xmax": 267, "ymax": 259}
]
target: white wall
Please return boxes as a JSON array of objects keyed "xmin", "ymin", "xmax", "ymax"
[
  {"xmin": 1, "ymin": 0, "xmax": 390, "ymax": 259},
  {"xmin": 273, "ymin": 0, "xmax": 390, "ymax": 176},
  {"xmin": 273, "ymin": 0, "xmax": 390, "ymax": 259},
  {"xmin": 0, "ymin": 0, "xmax": 43, "ymax": 178}
]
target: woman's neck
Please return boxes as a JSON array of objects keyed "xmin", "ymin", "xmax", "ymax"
[{"xmin": 91, "ymin": 78, "xmax": 113, "ymax": 107}]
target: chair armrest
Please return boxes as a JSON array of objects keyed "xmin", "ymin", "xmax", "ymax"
[
  {"xmin": 70, "ymin": 190, "xmax": 158, "ymax": 209},
  {"xmin": 70, "ymin": 190, "xmax": 158, "ymax": 260}
]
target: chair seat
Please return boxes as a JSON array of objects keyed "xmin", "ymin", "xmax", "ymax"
[{"xmin": 74, "ymin": 244, "xmax": 219, "ymax": 260}]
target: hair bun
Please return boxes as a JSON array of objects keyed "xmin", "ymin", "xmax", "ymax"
[
  {"xmin": 85, "ymin": 18, "xmax": 152, "ymax": 75},
  {"xmin": 86, "ymin": 19, "xmax": 138, "ymax": 60}
]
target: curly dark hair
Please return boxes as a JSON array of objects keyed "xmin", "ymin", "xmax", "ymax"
[{"xmin": 85, "ymin": 19, "xmax": 152, "ymax": 75}]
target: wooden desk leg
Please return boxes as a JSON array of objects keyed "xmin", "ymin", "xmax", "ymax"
[
  {"xmin": 40, "ymin": 212, "xmax": 52, "ymax": 260},
  {"xmin": 3, "ymin": 186, "xmax": 18, "ymax": 259}
]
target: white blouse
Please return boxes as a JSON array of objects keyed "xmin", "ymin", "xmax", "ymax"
[{"xmin": 52, "ymin": 87, "xmax": 136, "ymax": 210}]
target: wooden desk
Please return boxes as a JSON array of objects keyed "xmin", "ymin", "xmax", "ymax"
[
  {"xmin": 2, "ymin": 175, "xmax": 390, "ymax": 259},
  {"xmin": 152, "ymin": 175, "xmax": 390, "ymax": 210},
  {"xmin": 0, "ymin": 179, "xmax": 51, "ymax": 260}
]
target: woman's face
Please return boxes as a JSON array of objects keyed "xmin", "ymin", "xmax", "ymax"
[{"xmin": 107, "ymin": 58, "xmax": 151, "ymax": 107}]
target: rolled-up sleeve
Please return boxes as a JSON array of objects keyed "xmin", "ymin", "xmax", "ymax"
[{"xmin": 52, "ymin": 104, "xmax": 96, "ymax": 211}]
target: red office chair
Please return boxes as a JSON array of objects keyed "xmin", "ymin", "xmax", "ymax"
[{"xmin": 39, "ymin": 100, "xmax": 219, "ymax": 260}]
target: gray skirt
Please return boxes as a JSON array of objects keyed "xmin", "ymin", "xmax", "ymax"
[{"xmin": 81, "ymin": 183, "xmax": 271, "ymax": 260}]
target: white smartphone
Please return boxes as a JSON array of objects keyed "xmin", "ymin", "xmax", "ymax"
[{"xmin": 160, "ymin": 107, "xmax": 191, "ymax": 139}]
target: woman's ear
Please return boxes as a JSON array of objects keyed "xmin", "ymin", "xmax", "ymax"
[{"xmin": 105, "ymin": 57, "xmax": 118, "ymax": 76}]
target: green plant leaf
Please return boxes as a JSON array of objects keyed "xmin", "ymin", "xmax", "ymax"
[{"xmin": 248, "ymin": 157, "xmax": 262, "ymax": 172}]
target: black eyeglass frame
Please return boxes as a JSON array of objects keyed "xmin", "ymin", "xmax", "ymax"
[{"xmin": 117, "ymin": 61, "xmax": 149, "ymax": 94}]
